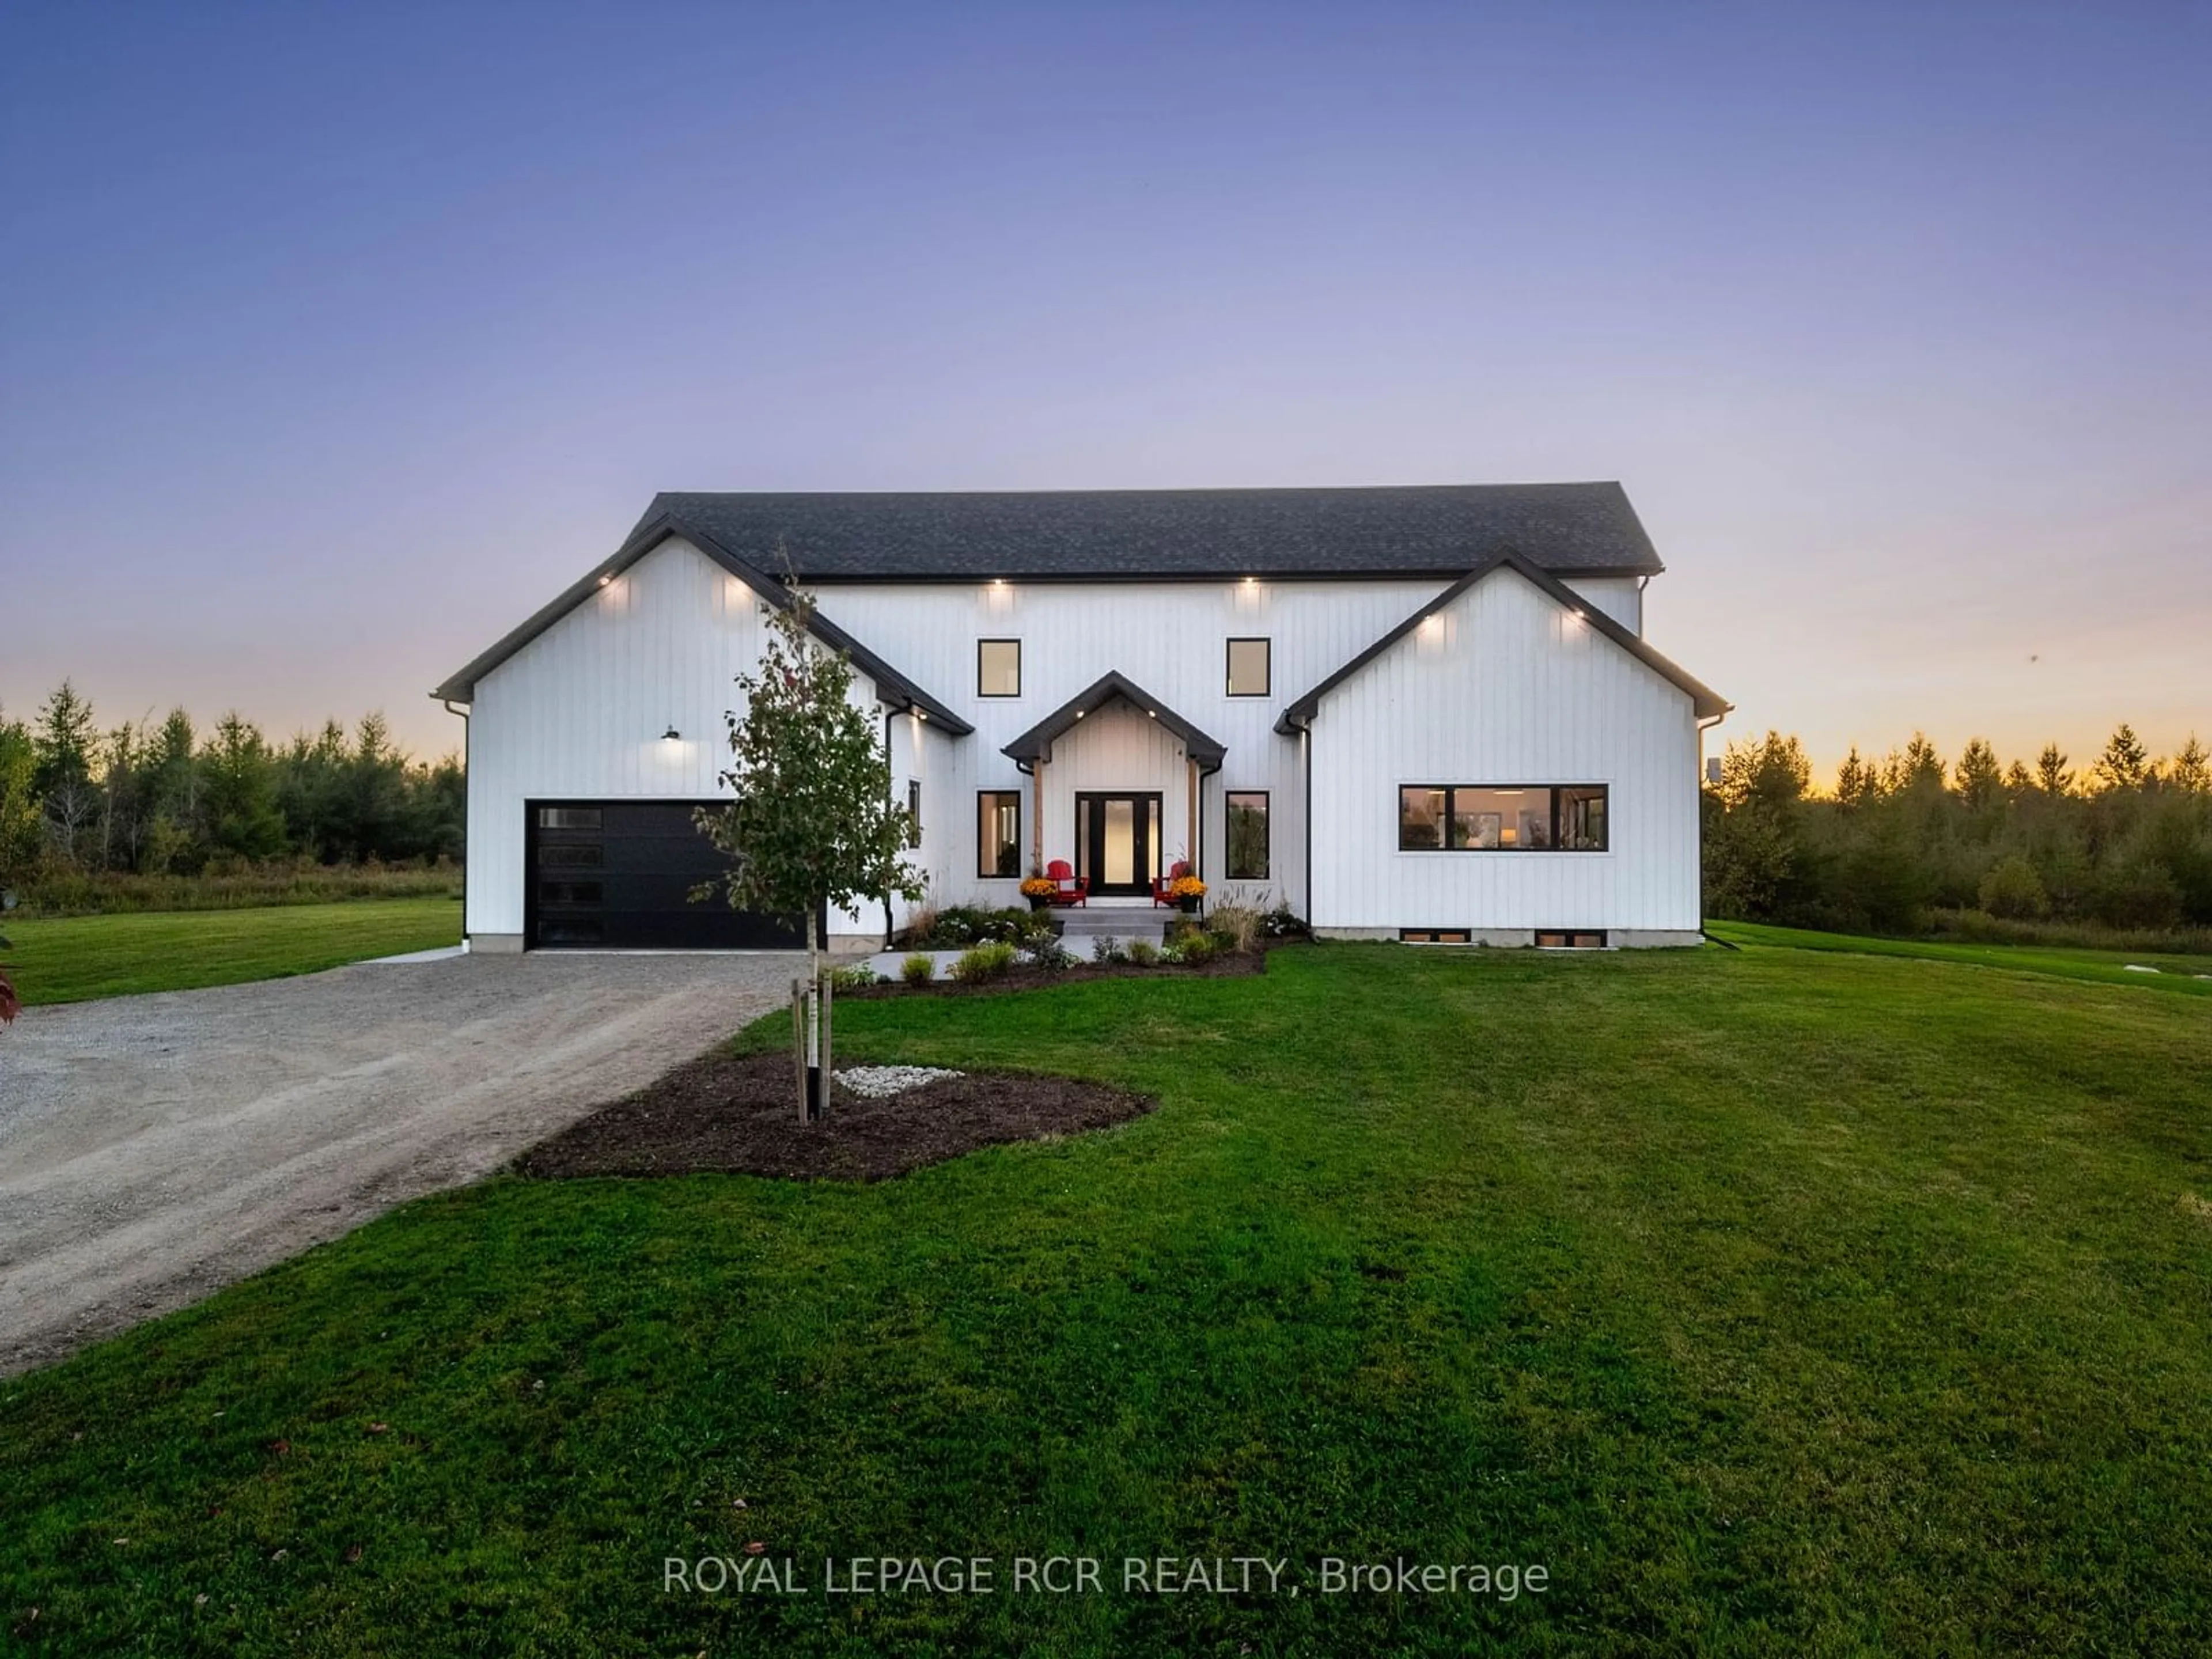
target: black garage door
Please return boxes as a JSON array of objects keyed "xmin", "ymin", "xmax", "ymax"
[{"xmin": 526, "ymin": 800, "xmax": 811, "ymax": 950}]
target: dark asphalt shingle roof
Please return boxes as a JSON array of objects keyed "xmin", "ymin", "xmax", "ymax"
[{"xmin": 640, "ymin": 483, "xmax": 1662, "ymax": 580}]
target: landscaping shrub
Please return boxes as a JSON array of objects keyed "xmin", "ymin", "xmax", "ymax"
[
  {"xmin": 829, "ymin": 964, "xmax": 882, "ymax": 991},
  {"xmin": 1262, "ymin": 902, "xmax": 1309, "ymax": 938},
  {"xmin": 904, "ymin": 906, "xmax": 1036, "ymax": 949},
  {"xmin": 1025, "ymin": 938, "xmax": 1076, "ymax": 971},
  {"xmin": 1205, "ymin": 903, "xmax": 1264, "ymax": 953},
  {"xmin": 900, "ymin": 952, "xmax": 937, "ymax": 987},
  {"xmin": 1125, "ymin": 940, "xmax": 1160, "ymax": 967},
  {"xmin": 1092, "ymin": 937, "xmax": 1128, "ymax": 966},
  {"xmin": 949, "ymin": 941, "xmax": 1018, "ymax": 983},
  {"xmin": 1176, "ymin": 932, "xmax": 1218, "ymax": 965}
]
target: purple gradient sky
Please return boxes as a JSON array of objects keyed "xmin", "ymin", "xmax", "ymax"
[{"xmin": 3, "ymin": 2, "xmax": 2206, "ymax": 778}]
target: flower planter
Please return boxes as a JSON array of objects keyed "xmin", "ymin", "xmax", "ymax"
[{"xmin": 1177, "ymin": 897, "xmax": 1200, "ymax": 915}]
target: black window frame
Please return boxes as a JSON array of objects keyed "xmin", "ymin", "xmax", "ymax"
[
  {"xmin": 906, "ymin": 779, "xmax": 923, "ymax": 850},
  {"xmin": 1225, "ymin": 636, "xmax": 1271, "ymax": 698},
  {"xmin": 1225, "ymin": 790, "xmax": 1270, "ymax": 880},
  {"xmin": 1397, "ymin": 785, "xmax": 1609, "ymax": 852},
  {"xmin": 976, "ymin": 638, "xmax": 1022, "ymax": 699},
  {"xmin": 976, "ymin": 789, "xmax": 1023, "ymax": 878}
]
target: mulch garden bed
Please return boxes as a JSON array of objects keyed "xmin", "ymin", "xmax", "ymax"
[{"xmin": 513, "ymin": 1050, "xmax": 1154, "ymax": 1183}]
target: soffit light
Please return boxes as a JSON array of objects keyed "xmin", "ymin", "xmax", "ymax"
[{"xmin": 661, "ymin": 726, "xmax": 681, "ymax": 742}]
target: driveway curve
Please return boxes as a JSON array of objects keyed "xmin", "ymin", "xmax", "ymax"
[{"xmin": 0, "ymin": 951, "xmax": 800, "ymax": 1376}]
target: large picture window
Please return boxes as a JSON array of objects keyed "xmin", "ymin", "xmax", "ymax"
[
  {"xmin": 978, "ymin": 639, "xmax": 1021, "ymax": 698},
  {"xmin": 1226, "ymin": 791, "xmax": 1269, "ymax": 878},
  {"xmin": 1397, "ymin": 785, "xmax": 1609, "ymax": 851},
  {"xmin": 978, "ymin": 790, "xmax": 1022, "ymax": 877}
]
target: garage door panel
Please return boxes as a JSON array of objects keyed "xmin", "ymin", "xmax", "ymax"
[{"xmin": 525, "ymin": 800, "xmax": 808, "ymax": 950}]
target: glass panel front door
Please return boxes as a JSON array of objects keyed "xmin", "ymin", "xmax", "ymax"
[
  {"xmin": 1103, "ymin": 798, "xmax": 1135, "ymax": 885},
  {"xmin": 1075, "ymin": 792, "xmax": 1162, "ymax": 896}
]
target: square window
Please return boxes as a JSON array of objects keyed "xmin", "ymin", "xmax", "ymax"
[
  {"xmin": 1226, "ymin": 637, "xmax": 1271, "ymax": 697},
  {"xmin": 1226, "ymin": 791, "xmax": 1269, "ymax": 879},
  {"xmin": 977, "ymin": 790, "xmax": 1022, "ymax": 877},
  {"xmin": 978, "ymin": 639, "xmax": 1021, "ymax": 698}
]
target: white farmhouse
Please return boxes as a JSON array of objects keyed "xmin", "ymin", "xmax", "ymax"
[{"xmin": 434, "ymin": 485, "xmax": 1729, "ymax": 950}]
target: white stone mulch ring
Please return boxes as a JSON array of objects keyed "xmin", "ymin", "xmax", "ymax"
[{"xmin": 836, "ymin": 1065, "xmax": 965, "ymax": 1099}]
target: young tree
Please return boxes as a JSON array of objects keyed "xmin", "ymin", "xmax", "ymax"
[
  {"xmin": 695, "ymin": 589, "xmax": 923, "ymax": 1121},
  {"xmin": 2093, "ymin": 724, "xmax": 2150, "ymax": 792}
]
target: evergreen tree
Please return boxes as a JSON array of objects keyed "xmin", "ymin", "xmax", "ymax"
[
  {"xmin": 2093, "ymin": 724, "xmax": 2150, "ymax": 792},
  {"xmin": 2035, "ymin": 744, "xmax": 2074, "ymax": 798},
  {"xmin": 2172, "ymin": 735, "xmax": 2210, "ymax": 794},
  {"xmin": 32, "ymin": 681, "xmax": 100, "ymax": 863},
  {"xmin": 0, "ymin": 707, "xmax": 42, "ymax": 889},
  {"xmin": 202, "ymin": 714, "xmax": 287, "ymax": 861},
  {"xmin": 1954, "ymin": 738, "xmax": 2003, "ymax": 811},
  {"xmin": 1836, "ymin": 747, "xmax": 1879, "ymax": 809}
]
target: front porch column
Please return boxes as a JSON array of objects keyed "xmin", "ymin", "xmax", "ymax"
[
  {"xmin": 1187, "ymin": 755, "xmax": 1199, "ymax": 873},
  {"xmin": 1032, "ymin": 758, "xmax": 1046, "ymax": 871}
]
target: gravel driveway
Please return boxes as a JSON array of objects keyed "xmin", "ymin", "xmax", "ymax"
[{"xmin": 0, "ymin": 950, "xmax": 801, "ymax": 1376}]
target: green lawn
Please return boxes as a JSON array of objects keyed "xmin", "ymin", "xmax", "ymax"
[
  {"xmin": 1707, "ymin": 917, "xmax": 2212, "ymax": 996},
  {"xmin": 1, "ymin": 897, "xmax": 463, "ymax": 1005},
  {"xmin": 3, "ymin": 944, "xmax": 2210, "ymax": 1656}
]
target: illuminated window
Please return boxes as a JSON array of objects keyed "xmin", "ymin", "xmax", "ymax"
[
  {"xmin": 977, "ymin": 790, "xmax": 1022, "ymax": 877},
  {"xmin": 1397, "ymin": 786, "xmax": 1608, "ymax": 851},
  {"xmin": 1226, "ymin": 792, "xmax": 1269, "ymax": 878},
  {"xmin": 1226, "ymin": 638, "xmax": 1271, "ymax": 697},
  {"xmin": 978, "ymin": 640, "xmax": 1021, "ymax": 698}
]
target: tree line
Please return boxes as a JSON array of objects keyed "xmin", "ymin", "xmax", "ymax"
[
  {"xmin": 0, "ymin": 681, "xmax": 463, "ymax": 893},
  {"xmin": 1703, "ymin": 722, "xmax": 2211, "ymax": 935}
]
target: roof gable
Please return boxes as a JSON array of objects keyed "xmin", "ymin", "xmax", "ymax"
[
  {"xmin": 1001, "ymin": 671, "xmax": 1227, "ymax": 771},
  {"xmin": 1276, "ymin": 553, "xmax": 1729, "ymax": 730},
  {"xmin": 430, "ymin": 516, "xmax": 973, "ymax": 732}
]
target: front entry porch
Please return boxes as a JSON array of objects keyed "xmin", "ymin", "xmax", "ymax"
[{"xmin": 1001, "ymin": 671, "xmax": 1228, "ymax": 906}]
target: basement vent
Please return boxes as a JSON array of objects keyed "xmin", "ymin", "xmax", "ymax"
[
  {"xmin": 1399, "ymin": 927, "xmax": 1472, "ymax": 944},
  {"xmin": 1535, "ymin": 930, "xmax": 1607, "ymax": 949}
]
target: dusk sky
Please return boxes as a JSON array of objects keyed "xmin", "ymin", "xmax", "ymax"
[{"xmin": 3, "ymin": 2, "xmax": 2206, "ymax": 781}]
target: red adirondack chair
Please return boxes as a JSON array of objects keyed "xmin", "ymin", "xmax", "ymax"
[
  {"xmin": 1151, "ymin": 859, "xmax": 1191, "ymax": 908},
  {"xmin": 1046, "ymin": 859, "xmax": 1089, "ymax": 907}
]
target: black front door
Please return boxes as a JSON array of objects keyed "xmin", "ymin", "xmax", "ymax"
[
  {"xmin": 525, "ymin": 800, "xmax": 812, "ymax": 949},
  {"xmin": 1075, "ymin": 792, "xmax": 1162, "ymax": 897}
]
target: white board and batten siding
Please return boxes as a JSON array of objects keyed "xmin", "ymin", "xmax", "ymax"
[
  {"xmin": 464, "ymin": 539, "xmax": 889, "ymax": 944},
  {"xmin": 812, "ymin": 576, "xmax": 1450, "ymax": 915},
  {"xmin": 459, "ymin": 533, "xmax": 1705, "ymax": 949},
  {"xmin": 1305, "ymin": 568, "xmax": 1702, "ymax": 943}
]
